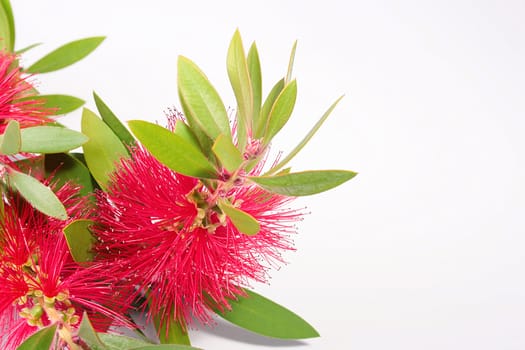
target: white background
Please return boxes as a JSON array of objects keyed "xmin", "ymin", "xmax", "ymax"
[{"xmin": 12, "ymin": 1, "xmax": 525, "ymax": 349}]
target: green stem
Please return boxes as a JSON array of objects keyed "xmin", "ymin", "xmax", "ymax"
[{"xmin": 153, "ymin": 313, "xmax": 191, "ymax": 345}]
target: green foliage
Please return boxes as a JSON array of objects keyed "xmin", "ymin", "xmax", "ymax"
[
  {"xmin": 263, "ymin": 79, "xmax": 297, "ymax": 144},
  {"xmin": 154, "ymin": 314, "xmax": 191, "ymax": 345},
  {"xmin": 0, "ymin": 0, "xmax": 15, "ymax": 51},
  {"xmin": 37, "ymin": 94, "xmax": 84, "ymax": 115},
  {"xmin": 128, "ymin": 120, "xmax": 218, "ymax": 179},
  {"xmin": 18, "ymin": 126, "xmax": 88, "ymax": 153},
  {"xmin": 212, "ymin": 134, "xmax": 243, "ymax": 173},
  {"xmin": 256, "ymin": 78, "xmax": 284, "ymax": 138},
  {"xmin": 250, "ymin": 170, "xmax": 357, "ymax": 196},
  {"xmin": 0, "ymin": 120, "xmax": 21, "ymax": 155},
  {"xmin": 44, "ymin": 153, "xmax": 95, "ymax": 197},
  {"xmin": 81, "ymin": 108, "xmax": 128, "ymax": 191},
  {"xmin": 215, "ymin": 289, "xmax": 319, "ymax": 339},
  {"xmin": 78, "ymin": 312, "xmax": 106, "ymax": 350},
  {"xmin": 26, "ymin": 37, "xmax": 105, "ymax": 73},
  {"xmin": 247, "ymin": 42, "xmax": 262, "ymax": 134},
  {"xmin": 63, "ymin": 220, "xmax": 96, "ymax": 263},
  {"xmin": 15, "ymin": 324, "xmax": 57, "ymax": 350},
  {"xmin": 218, "ymin": 199, "xmax": 260, "ymax": 235},
  {"xmin": 94, "ymin": 92, "xmax": 135, "ymax": 149},
  {"xmin": 97, "ymin": 334, "xmax": 152, "ymax": 350},
  {"xmin": 7, "ymin": 169, "xmax": 68, "ymax": 220}
]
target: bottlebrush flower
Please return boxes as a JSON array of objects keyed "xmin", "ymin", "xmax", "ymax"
[
  {"xmin": 0, "ymin": 51, "xmax": 52, "ymax": 133},
  {"xmin": 0, "ymin": 180, "xmax": 129, "ymax": 349},
  {"xmin": 95, "ymin": 144, "xmax": 303, "ymax": 327}
]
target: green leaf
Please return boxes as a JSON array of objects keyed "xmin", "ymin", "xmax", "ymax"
[
  {"xmin": 212, "ymin": 134, "xmax": 243, "ymax": 173},
  {"xmin": 268, "ymin": 95, "xmax": 344, "ymax": 174},
  {"xmin": 18, "ymin": 126, "xmax": 88, "ymax": 153},
  {"xmin": 154, "ymin": 314, "xmax": 191, "ymax": 346},
  {"xmin": 23, "ymin": 94, "xmax": 85, "ymax": 115},
  {"xmin": 8, "ymin": 169, "xmax": 68, "ymax": 220},
  {"xmin": 263, "ymin": 80, "xmax": 297, "ymax": 144},
  {"xmin": 26, "ymin": 37, "xmax": 105, "ymax": 74},
  {"xmin": 250, "ymin": 170, "xmax": 357, "ymax": 196},
  {"xmin": 16, "ymin": 324, "xmax": 57, "ymax": 350},
  {"xmin": 131, "ymin": 346, "xmax": 201, "ymax": 350},
  {"xmin": 0, "ymin": 0, "xmax": 14, "ymax": 51},
  {"xmin": 63, "ymin": 219, "xmax": 96, "ymax": 263},
  {"xmin": 45, "ymin": 153, "xmax": 95, "ymax": 197},
  {"xmin": 218, "ymin": 199, "xmax": 260, "ymax": 235},
  {"xmin": 16, "ymin": 42, "xmax": 42, "ymax": 55},
  {"xmin": 128, "ymin": 120, "xmax": 217, "ymax": 179},
  {"xmin": 94, "ymin": 92, "xmax": 135, "ymax": 149},
  {"xmin": 227, "ymin": 30, "xmax": 253, "ymax": 152},
  {"xmin": 177, "ymin": 56, "xmax": 231, "ymax": 141},
  {"xmin": 0, "ymin": 120, "xmax": 21, "ymax": 155},
  {"xmin": 78, "ymin": 312, "xmax": 107, "ymax": 350},
  {"xmin": 173, "ymin": 120, "xmax": 199, "ymax": 146},
  {"xmin": 255, "ymin": 78, "xmax": 284, "ymax": 138},
  {"xmin": 97, "ymin": 334, "xmax": 152, "ymax": 350},
  {"xmin": 247, "ymin": 42, "xmax": 262, "ymax": 133},
  {"xmin": 216, "ymin": 289, "xmax": 319, "ymax": 339},
  {"xmin": 81, "ymin": 108, "xmax": 128, "ymax": 191},
  {"xmin": 285, "ymin": 41, "xmax": 298, "ymax": 84}
]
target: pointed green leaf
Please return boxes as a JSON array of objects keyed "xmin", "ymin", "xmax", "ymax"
[
  {"xmin": 94, "ymin": 92, "xmax": 135, "ymax": 149},
  {"xmin": 285, "ymin": 41, "xmax": 298, "ymax": 84},
  {"xmin": 255, "ymin": 78, "xmax": 284, "ymax": 138},
  {"xmin": 154, "ymin": 313, "xmax": 191, "ymax": 345},
  {"xmin": 30, "ymin": 94, "xmax": 84, "ymax": 115},
  {"xmin": 0, "ymin": 0, "xmax": 14, "ymax": 51},
  {"xmin": 250, "ymin": 170, "xmax": 357, "ymax": 196},
  {"xmin": 78, "ymin": 312, "xmax": 107, "ymax": 350},
  {"xmin": 0, "ymin": 120, "xmax": 21, "ymax": 155},
  {"xmin": 263, "ymin": 80, "xmax": 297, "ymax": 144},
  {"xmin": 218, "ymin": 199, "xmax": 260, "ymax": 235},
  {"xmin": 128, "ymin": 120, "xmax": 217, "ymax": 179},
  {"xmin": 18, "ymin": 126, "xmax": 88, "ymax": 153},
  {"xmin": 177, "ymin": 56, "xmax": 231, "ymax": 141},
  {"xmin": 212, "ymin": 134, "xmax": 243, "ymax": 173},
  {"xmin": 174, "ymin": 120, "xmax": 199, "ymax": 147},
  {"xmin": 45, "ymin": 153, "xmax": 95, "ymax": 197},
  {"xmin": 178, "ymin": 93, "xmax": 214, "ymax": 153},
  {"xmin": 16, "ymin": 324, "xmax": 57, "ymax": 350},
  {"xmin": 81, "ymin": 108, "xmax": 129, "ymax": 191},
  {"xmin": 8, "ymin": 169, "xmax": 68, "ymax": 220},
  {"xmin": 63, "ymin": 220, "xmax": 96, "ymax": 263},
  {"xmin": 247, "ymin": 42, "xmax": 262, "ymax": 133},
  {"xmin": 16, "ymin": 43, "xmax": 42, "ymax": 55},
  {"xmin": 97, "ymin": 334, "xmax": 152, "ymax": 349},
  {"xmin": 216, "ymin": 289, "xmax": 319, "ymax": 339},
  {"xmin": 227, "ymin": 30, "xmax": 253, "ymax": 151},
  {"xmin": 26, "ymin": 37, "xmax": 105, "ymax": 73},
  {"xmin": 268, "ymin": 95, "xmax": 344, "ymax": 174}
]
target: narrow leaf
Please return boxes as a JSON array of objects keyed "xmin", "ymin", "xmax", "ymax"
[
  {"xmin": 45, "ymin": 153, "xmax": 95, "ymax": 197},
  {"xmin": 0, "ymin": 0, "xmax": 14, "ymax": 51},
  {"xmin": 227, "ymin": 30, "xmax": 253, "ymax": 151},
  {"xmin": 218, "ymin": 199, "xmax": 260, "ymax": 235},
  {"xmin": 212, "ymin": 134, "xmax": 243, "ymax": 173},
  {"xmin": 16, "ymin": 324, "xmax": 57, "ymax": 350},
  {"xmin": 216, "ymin": 289, "xmax": 319, "ymax": 339},
  {"xmin": 263, "ymin": 80, "xmax": 297, "ymax": 144},
  {"xmin": 26, "ymin": 37, "xmax": 105, "ymax": 73},
  {"xmin": 26, "ymin": 94, "xmax": 85, "ymax": 115},
  {"xmin": 78, "ymin": 312, "xmax": 107, "ymax": 350},
  {"xmin": 131, "ymin": 346, "xmax": 201, "ymax": 350},
  {"xmin": 285, "ymin": 41, "xmax": 298, "ymax": 84},
  {"xmin": 16, "ymin": 42, "xmax": 42, "ymax": 55},
  {"xmin": 178, "ymin": 56, "xmax": 231, "ymax": 140},
  {"xmin": 255, "ymin": 78, "xmax": 284, "ymax": 138},
  {"xmin": 94, "ymin": 92, "xmax": 135, "ymax": 149},
  {"xmin": 250, "ymin": 170, "xmax": 357, "ymax": 196},
  {"xmin": 178, "ymin": 93, "xmax": 214, "ymax": 153},
  {"xmin": 81, "ymin": 108, "xmax": 128, "ymax": 191},
  {"xmin": 97, "ymin": 334, "xmax": 152, "ymax": 350},
  {"xmin": 63, "ymin": 220, "xmax": 96, "ymax": 263},
  {"xmin": 154, "ymin": 314, "xmax": 191, "ymax": 345},
  {"xmin": 128, "ymin": 120, "xmax": 217, "ymax": 179},
  {"xmin": 174, "ymin": 120, "xmax": 199, "ymax": 147},
  {"xmin": 247, "ymin": 42, "xmax": 262, "ymax": 133},
  {"xmin": 19, "ymin": 126, "xmax": 88, "ymax": 153},
  {"xmin": 268, "ymin": 95, "xmax": 344, "ymax": 174},
  {"xmin": 8, "ymin": 169, "xmax": 68, "ymax": 220},
  {"xmin": 0, "ymin": 120, "xmax": 21, "ymax": 155}
]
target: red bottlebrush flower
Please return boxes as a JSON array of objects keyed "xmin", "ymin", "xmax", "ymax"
[
  {"xmin": 95, "ymin": 145, "xmax": 302, "ymax": 328},
  {"xmin": 0, "ymin": 181, "xmax": 130, "ymax": 349},
  {"xmin": 0, "ymin": 51, "xmax": 52, "ymax": 133}
]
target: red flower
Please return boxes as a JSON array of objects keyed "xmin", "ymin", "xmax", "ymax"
[
  {"xmin": 0, "ymin": 51, "xmax": 52, "ymax": 133},
  {"xmin": 0, "ymin": 181, "xmax": 130, "ymax": 349},
  {"xmin": 95, "ymin": 145, "xmax": 302, "ymax": 328}
]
